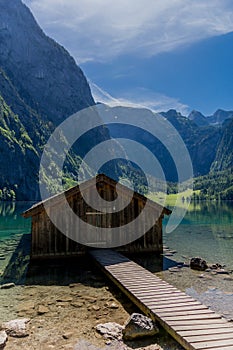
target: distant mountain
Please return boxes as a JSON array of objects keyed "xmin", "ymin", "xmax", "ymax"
[
  {"xmin": 211, "ymin": 118, "xmax": 233, "ymax": 171},
  {"xmin": 0, "ymin": 0, "xmax": 104, "ymax": 200},
  {"xmin": 98, "ymin": 105, "xmax": 223, "ymax": 181},
  {"xmin": 188, "ymin": 110, "xmax": 209, "ymax": 127},
  {"xmin": 0, "ymin": 0, "xmax": 232, "ymax": 200},
  {"xmin": 186, "ymin": 108, "xmax": 233, "ymax": 174},
  {"xmin": 208, "ymin": 109, "xmax": 233, "ymax": 125},
  {"xmin": 162, "ymin": 109, "xmax": 222, "ymax": 177},
  {"xmin": 188, "ymin": 109, "xmax": 233, "ymax": 126}
]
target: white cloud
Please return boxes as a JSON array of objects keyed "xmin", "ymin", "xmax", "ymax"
[
  {"xmin": 23, "ymin": 0, "xmax": 233, "ymax": 63},
  {"xmin": 90, "ymin": 82, "xmax": 190, "ymax": 115}
]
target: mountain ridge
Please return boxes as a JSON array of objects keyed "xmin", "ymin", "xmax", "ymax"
[
  {"xmin": 0, "ymin": 0, "xmax": 232, "ymax": 200},
  {"xmin": 0, "ymin": 0, "xmax": 98, "ymax": 200},
  {"xmin": 187, "ymin": 108, "xmax": 233, "ymax": 127}
]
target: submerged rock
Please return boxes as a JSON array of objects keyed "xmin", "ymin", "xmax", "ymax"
[
  {"xmin": 190, "ymin": 257, "xmax": 208, "ymax": 271},
  {"xmin": 123, "ymin": 313, "xmax": 159, "ymax": 340}
]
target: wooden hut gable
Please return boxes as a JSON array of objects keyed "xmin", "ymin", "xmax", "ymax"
[{"xmin": 22, "ymin": 174, "xmax": 171, "ymax": 258}]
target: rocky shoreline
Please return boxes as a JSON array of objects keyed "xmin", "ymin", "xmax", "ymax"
[
  {"xmin": 0, "ymin": 255, "xmax": 184, "ymax": 350},
  {"xmin": 1, "ymin": 242, "xmax": 233, "ymax": 349}
]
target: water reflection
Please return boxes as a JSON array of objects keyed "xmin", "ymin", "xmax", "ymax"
[{"xmin": 164, "ymin": 201, "xmax": 233, "ymax": 268}]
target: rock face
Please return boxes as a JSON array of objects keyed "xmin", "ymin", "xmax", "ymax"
[
  {"xmin": 122, "ymin": 313, "xmax": 159, "ymax": 340},
  {"xmin": 190, "ymin": 257, "xmax": 208, "ymax": 271},
  {"xmin": 0, "ymin": 0, "xmax": 99, "ymax": 200},
  {"xmin": 211, "ymin": 117, "xmax": 233, "ymax": 172},
  {"xmin": 0, "ymin": 0, "xmax": 94, "ymax": 124}
]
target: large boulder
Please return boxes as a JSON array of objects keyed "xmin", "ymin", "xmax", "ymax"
[
  {"xmin": 122, "ymin": 313, "xmax": 159, "ymax": 340},
  {"xmin": 190, "ymin": 257, "xmax": 208, "ymax": 271}
]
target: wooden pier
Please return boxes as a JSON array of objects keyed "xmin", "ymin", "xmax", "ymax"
[{"xmin": 90, "ymin": 249, "xmax": 233, "ymax": 350}]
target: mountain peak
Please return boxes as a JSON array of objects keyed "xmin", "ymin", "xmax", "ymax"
[
  {"xmin": 163, "ymin": 109, "xmax": 182, "ymax": 118},
  {"xmin": 208, "ymin": 109, "xmax": 233, "ymax": 125},
  {"xmin": 188, "ymin": 110, "xmax": 209, "ymax": 127}
]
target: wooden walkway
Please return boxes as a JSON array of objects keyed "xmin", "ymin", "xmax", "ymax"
[{"xmin": 90, "ymin": 249, "xmax": 233, "ymax": 350}]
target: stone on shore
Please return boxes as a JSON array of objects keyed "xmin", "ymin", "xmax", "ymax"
[
  {"xmin": 190, "ymin": 257, "xmax": 208, "ymax": 271},
  {"xmin": 216, "ymin": 269, "xmax": 229, "ymax": 275},
  {"xmin": 0, "ymin": 331, "xmax": 7, "ymax": 349},
  {"xmin": 37, "ymin": 305, "xmax": 50, "ymax": 315},
  {"xmin": 123, "ymin": 313, "xmax": 159, "ymax": 340},
  {"xmin": 95, "ymin": 322, "xmax": 123, "ymax": 340},
  {"xmin": 1, "ymin": 318, "xmax": 30, "ymax": 338},
  {"xmin": 0, "ymin": 283, "xmax": 15, "ymax": 290}
]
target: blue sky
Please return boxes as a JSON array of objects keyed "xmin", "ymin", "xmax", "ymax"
[{"xmin": 24, "ymin": 0, "xmax": 233, "ymax": 115}]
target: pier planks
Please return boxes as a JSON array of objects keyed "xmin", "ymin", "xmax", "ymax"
[{"xmin": 90, "ymin": 249, "xmax": 233, "ymax": 350}]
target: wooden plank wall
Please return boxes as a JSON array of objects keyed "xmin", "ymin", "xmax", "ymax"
[{"xmin": 31, "ymin": 182, "xmax": 163, "ymax": 258}]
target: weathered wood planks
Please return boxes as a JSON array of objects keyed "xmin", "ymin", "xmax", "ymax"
[{"xmin": 90, "ymin": 249, "xmax": 233, "ymax": 350}]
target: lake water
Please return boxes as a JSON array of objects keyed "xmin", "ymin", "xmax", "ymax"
[
  {"xmin": 0, "ymin": 202, "xmax": 32, "ymax": 239},
  {"xmin": 163, "ymin": 200, "xmax": 233, "ymax": 269},
  {"xmin": 0, "ymin": 202, "xmax": 32, "ymax": 283},
  {"xmin": 0, "ymin": 200, "xmax": 233, "ymax": 272}
]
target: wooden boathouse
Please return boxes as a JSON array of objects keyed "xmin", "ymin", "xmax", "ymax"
[{"xmin": 23, "ymin": 174, "xmax": 171, "ymax": 259}]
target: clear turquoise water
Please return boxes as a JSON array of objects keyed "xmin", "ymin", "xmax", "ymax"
[
  {"xmin": 0, "ymin": 202, "xmax": 32, "ymax": 239},
  {"xmin": 163, "ymin": 201, "xmax": 233, "ymax": 268},
  {"xmin": 0, "ymin": 200, "xmax": 233, "ymax": 272},
  {"xmin": 0, "ymin": 202, "xmax": 33, "ymax": 279}
]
